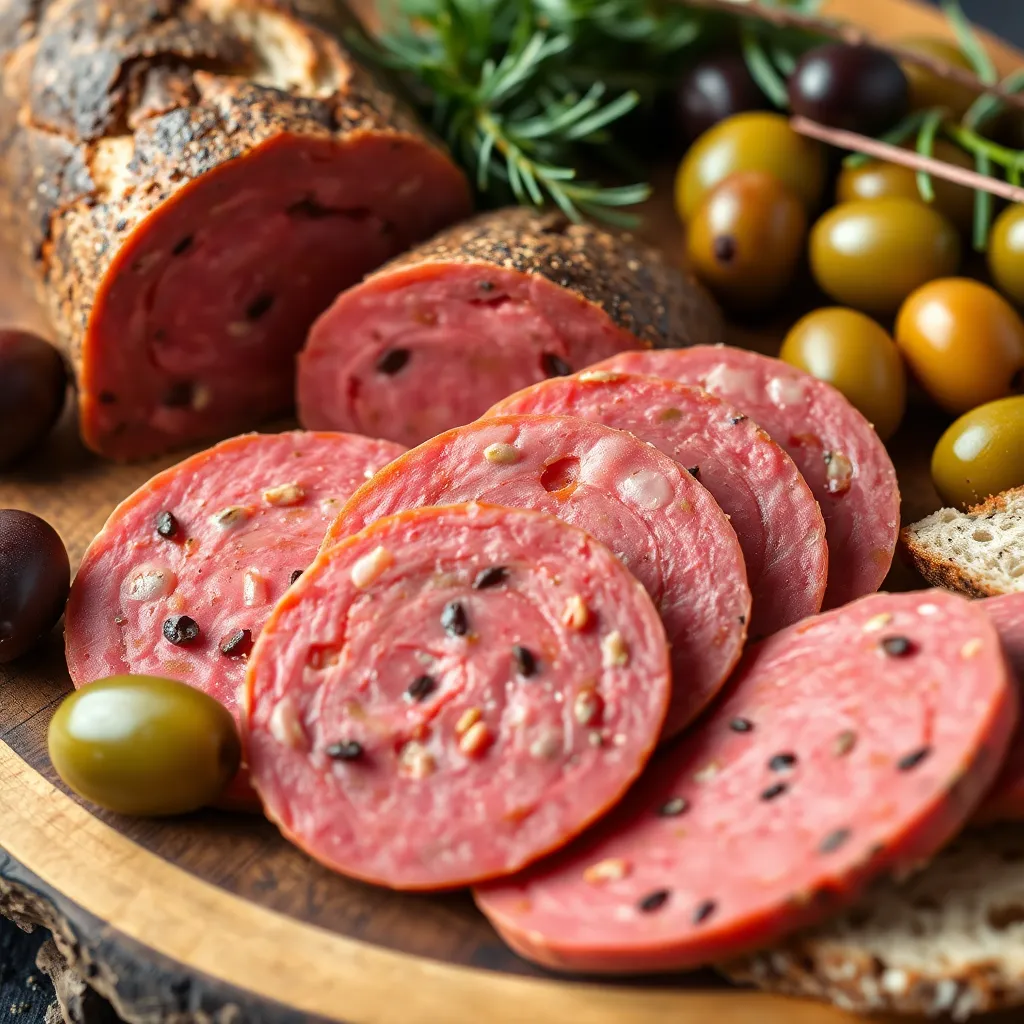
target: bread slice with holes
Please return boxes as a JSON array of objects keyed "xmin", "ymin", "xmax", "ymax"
[
  {"xmin": 721, "ymin": 825, "xmax": 1024, "ymax": 1021},
  {"xmin": 901, "ymin": 488, "xmax": 1024, "ymax": 597}
]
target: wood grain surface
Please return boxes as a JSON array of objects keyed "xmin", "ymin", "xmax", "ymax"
[{"xmin": 1, "ymin": 1, "xmax": 1022, "ymax": 1022}]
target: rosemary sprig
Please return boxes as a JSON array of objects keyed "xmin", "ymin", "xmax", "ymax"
[{"xmin": 914, "ymin": 108, "xmax": 945, "ymax": 204}]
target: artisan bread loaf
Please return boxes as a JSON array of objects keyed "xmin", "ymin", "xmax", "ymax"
[{"xmin": 901, "ymin": 487, "xmax": 1024, "ymax": 597}]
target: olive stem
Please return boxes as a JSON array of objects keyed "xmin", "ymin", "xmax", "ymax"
[
  {"xmin": 790, "ymin": 116, "xmax": 1024, "ymax": 204},
  {"xmin": 944, "ymin": 123, "xmax": 1024, "ymax": 171}
]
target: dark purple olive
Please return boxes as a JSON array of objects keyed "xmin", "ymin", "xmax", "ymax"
[
  {"xmin": 674, "ymin": 52, "xmax": 770, "ymax": 145},
  {"xmin": 0, "ymin": 329, "xmax": 67, "ymax": 467},
  {"xmin": 788, "ymin": 44, "xmax": 910, "ymax": 137},
  {"xmin": 0, "ymin": 510, "xmax": 70, "ymax": 663}
]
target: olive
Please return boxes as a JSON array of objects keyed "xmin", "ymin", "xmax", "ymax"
[
  {"xmin": 675, "ymin": 112, "xmax": 827, "ymax": 223},
  {"xmin": 0, "ymin": 330, "xmax": 67, "ymax": 467},
  {"xmin": 809, "ymin": 197, "xmax": 960, "ymax": 315},
  {"xmin": 686, "ymin": 171, "xmax": 806, "ymax": 310},
  {"xmin": 931, "ymin": 396, "xmax": 1024, "ymax": 508},
  {"xmin": 788, "ymin": 43, "xmax": 909, "ymax": 137},
  {"xmin": 896, "ymin": 278, "xmax": 1024, "ymax": 415},
  {"xmin": 0, "ymin": 510, "xmax": 70, "ymax": 663},
  {"xmin": 673, "ymin": 52, "xmax": 770, "ymax": 145},
  {"xmin": 989, "ymin": 205, "xmax": 1024, "ymax": 306},
  {"xmin": 897, "ymin": 37, "xmax": 976, "ymax": 118},
  {"xmin": 780, "ymin": 308, "xmax": 907, "ymax": 441},
  {"xmin": 836, "ymin": 141, "xmax": 976, "ymax": 235},
  {"xmin": 48, "ymin": 675, "xmax": 241, "ymax": 817}
]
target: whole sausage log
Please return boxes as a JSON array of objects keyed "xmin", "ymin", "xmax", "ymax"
[{"xmin": 0, "ymin": 0, "xmax": 471, "ymax": 460}]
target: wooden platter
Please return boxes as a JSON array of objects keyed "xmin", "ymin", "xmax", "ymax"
[{"xmin": 1, "ymin": 2, "xmax": 1022, "ymax": 1021}]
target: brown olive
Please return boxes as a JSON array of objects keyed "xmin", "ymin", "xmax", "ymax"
[
  {"xmin": 931, "ymin": 396, "xmax": 1024, "ymax": 508},
  {"xmin": 836, "ymin": 141, "xmax": 976, "ymax": 235},
  {"xmin": 0, "ymin": 330, "xmax": 67, "ymax": 467},
  {"xmin": 809, "ymin": 197, "xmax": 961, "ymax": 315},
  {"xmin": 897, "ymin": 37, "xmax": 977, "ymax": 118},
  {"xmin": 48, "ymin": 675, "xmax": 241, "ymax": 817},
  {"xmin": 686, "ymin": 171, "xmax": 806, "ymax": 310},
  {"xmin": 896, "ymin": 278, "xmax": 1024, "ymax": 415},
  {"xmin": 675, "ymin": 112, "xmax": 828, "ymax": 222},
  {"xmin": 989, "ymin": 204, "xmax": 1024, "ymax": 306},
  {"xmin": 780, "ymin": 308, "xmax": 907, "ymax": 441},
  {"xmin": 673, "ymin": 52, "xmax": 770, "ymax": 145},
  {"xmin": 0, "ymin": 510, "xmax": 70, "ymax": 663}
]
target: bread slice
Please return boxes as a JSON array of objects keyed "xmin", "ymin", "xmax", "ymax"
[
  {"xmin": 721, "ymin": 826, "xmax": 1024, "ymax": 1020},
  {"xmin": 901, "ymin": 487, "xmax": 1024, "ymax": 598}
]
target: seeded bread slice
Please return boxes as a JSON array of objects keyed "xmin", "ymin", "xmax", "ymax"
[
  {"xmin": 901, "ymin": 488, "xmax": 1024, "ymax": 598},
  {"xmin": 721, "ymin": 826, "xmax": 1024, "ymax": 1021}
]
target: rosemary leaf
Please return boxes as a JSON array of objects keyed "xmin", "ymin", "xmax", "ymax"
[
  {"xmin": 842, "ymin": 111, "xmax": 933, "ymax": 169},
  {"xmin": 914, "ymin": 108, "xmax": 945, "ymax": 204},
  {"xmin": 963, "ymin": 68, "xmax": 1024, "ymax": 131},
  {"xmin": 941, "ymin": 0, "xmax": 997, "ymax": 86},
  {"xmin": 741, "ymin": 24, "xmax": 789, "ymax": 109},
  {"xmin": 972, "ymin": 151, "xmax": 994, "ymax": 253}
]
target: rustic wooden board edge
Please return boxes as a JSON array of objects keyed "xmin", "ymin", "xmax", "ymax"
[{"xmin": 0, "ymin": 742, "xmax": 876, "ymax": 1024}]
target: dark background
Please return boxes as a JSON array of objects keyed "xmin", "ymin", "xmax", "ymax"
[{"xmin": 1, "ymin": 0, "xmax": 1022, "ymax": 1021}]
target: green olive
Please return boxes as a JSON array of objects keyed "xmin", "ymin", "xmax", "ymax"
[
  {"xmin": 780, "ymin": 308, "xmax": 907, "ymax": 441},
  {"xmin": 675, "ymin": 112, "xmax": 827, "ymax": 223},
  {"xmin": 48, "ymin": 675, "xmax": 241, "ymax": 817},
  {"xmin": 989, "ymin": 205, "xmax": 1024, "ymax": 306},
  {"xmin": 835, "ymin": 141, "xmax": 976, "ymax": 235},
  {"xmin": 686, "ymin": 171, "xmax": 807, "ymax": 310},
  {"xmin": 810, "ymin": 197, "xmax": 961, "ymax": 315},
  {"xmin": 932, "ymin": 395, "xmax": 1024, "ymax": 509},
  {"xmin": 897, "ymin": 37, "xmax": 977, "ymax": 118}
]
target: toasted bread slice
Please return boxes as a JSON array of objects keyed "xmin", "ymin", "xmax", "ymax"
[
  {"xmin": 901, "ymin": 488, "xmax": 1024, "ymax": 597},
  {"xmin": 721, "ymin": 826, "xmax": 1024, "ymax": 1021}
]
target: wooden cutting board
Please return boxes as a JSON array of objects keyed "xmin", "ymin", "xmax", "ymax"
[{"xmin": 1, "ymin": 2, "xmax": 1021, "ymax": 1021}]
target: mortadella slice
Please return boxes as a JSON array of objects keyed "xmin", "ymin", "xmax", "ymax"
[
  {"xmin": 322, "ymin": 414, "xmax": 751, "ymax": 739},
  {"xmin": 244, "ymin": 502, "xmax": 672, "ymax": 890},
  {"xmin": 975, "ymin": 593, "xmax": 1024, "ymax": 823},
  {"xmin": 475, "ymin": 591, "xmax": 1016, "ymax": 974},
  {"xmin": 485, "ymin": 370, "xmax": 828, "ymax": 637},
  {"xmin": 65, "ymin": 430, "xmax": 405, "ymax": 806},
  {"xmin": 592, "ymin": 346, "xmax": 900, "ymax": 609},
  {"xmin": 297, "ymin": 208, "xmax": 724, "ymax": 447}
]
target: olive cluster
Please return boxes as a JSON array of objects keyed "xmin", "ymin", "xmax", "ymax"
[{"xmin": 673, "ymin": 40, "xmax": 1024, "ymax": 507}]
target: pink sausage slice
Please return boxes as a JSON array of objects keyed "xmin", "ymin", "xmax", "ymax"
[
  {"xmin": 65, "ymin": 430, "xmax": 405, "ymax": 805},
  {"xmin": 593, "ymin": 346, "xmax": 900, "ymax": 609},
  {"xmin": 245, "ymin": 502, "xmax": 671, "ymax": 890},
  {"xmin": 323, "ymin": 414, "xmax": 751, "ymax": 739},
  {"xmin": 476, "ymin": 591, "xmax": 1016, "ymax": 974},
  {"xmin": 486, "ymin": 371, "xmax": 828, "ymax": 637},
  {"xmin": 975, "ymin": 593, "xmax": 1024, "ymax": 823}
]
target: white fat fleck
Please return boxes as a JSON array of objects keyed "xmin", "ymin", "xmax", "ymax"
[
  {"xmin": 961, "ymin": 638, "xmax": 984, "ymax": 659},
  {"xmin": 399, "ymin": 742, "xmax": 435, "ymax": 779},
  {"xmin": 455, "ymin": 707, "xmax": 482, "ymax": 736},
  {"xmin": 694, "ymin": 761, "xmax": 720, "ymax": 783},
  {"xmin": 766, "ymin": 375, "xmax": 806, "ymax": 408},
  {"xmin": 126, "ymin": 567, "xmax": 175, "ymax": 602},
  {"xmin": 703, "ymin": 363, "xmax": 756, "ymax": 398},
  {"xmin": 863, "ymin": 612, "xmax": 893, "ymax": 633},
  {"xmin": 320, "ymin": 497, "xmax": 340, "ymax": 514},
  {"xmin": 243, "ymin": 569, "xmax": 267, "ymax": 607},
  {"xmin": 573, "ymin": 689, "xmax": 602, "ymax": 726},
  {"xmin": 881, "ymin": 969, "xmax": 909, "ymax": 997},
  {"xmin": 458, "ymin": 721, "xmax": 491, "ymax": 757},
  {"xmin": 363, "ymin": 466, "xmax": 376, "ymax": 479},
  {"xmin": 529, "ymin": 731, "xmax": 562, "ymax": 760},
  {"xmin": 483, "ymin": 442, "xmax": 519, "ymax": 465},
  {"xmin": 582, "ymin": 858, "xmax": 631, "ymax": 885},
  {"xmin": 269, "ymin": 697, "xmax": 306, "ymax": 750},
  {"xmin": 562, "ymin": 595, "xmax": 590, "ymax": 630},
  {"xmin": 191, "ymin": 384, "xmax": 212, "ymax": 410},
  {"xmin": 350, "ymin": 546, "xmax": 393, "ymax": 589},
  {"xmin": 509, "ymin": 704, "xmax": 528, "ymax": 727},
  {"xmin": 577, "ymin": 370, "xmax": 622, "ymax": 384},
  {"xmin": 227, "ymin": 321, "xmax": 252, "ymax": 337},
  {"xmin": 824, "ymin": 451, "xmax": 854, "ymax": 495},
  {"xmin": 263, "ymin": 482, "xmax": 305, "ymax": 507},
  {"xmin": 238, "ymin": 681, "xmax": 251, "ymax": 717},
  {"xmin": 601, "ymin": 630, "xmax": 630, "ymax": 668},
  {"xmin": 211, "ymin": 505, "xmax": 251, "ymax": 529},
  {"xmin": 617, "ymin": 469, "xmax": 672, "ymax": 510},
  {"xmin": 918, "ymin": 603, "xmax": 940, "ymax": 616}
]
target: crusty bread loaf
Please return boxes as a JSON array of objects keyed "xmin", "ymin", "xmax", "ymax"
[
  {"xmin": 721, "ymin": 826, "xmax": 1024, "ymax": 1021},
  {"xmin": 901, "ymin": 488, "xmax": 1024, "ymax": 597}
]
